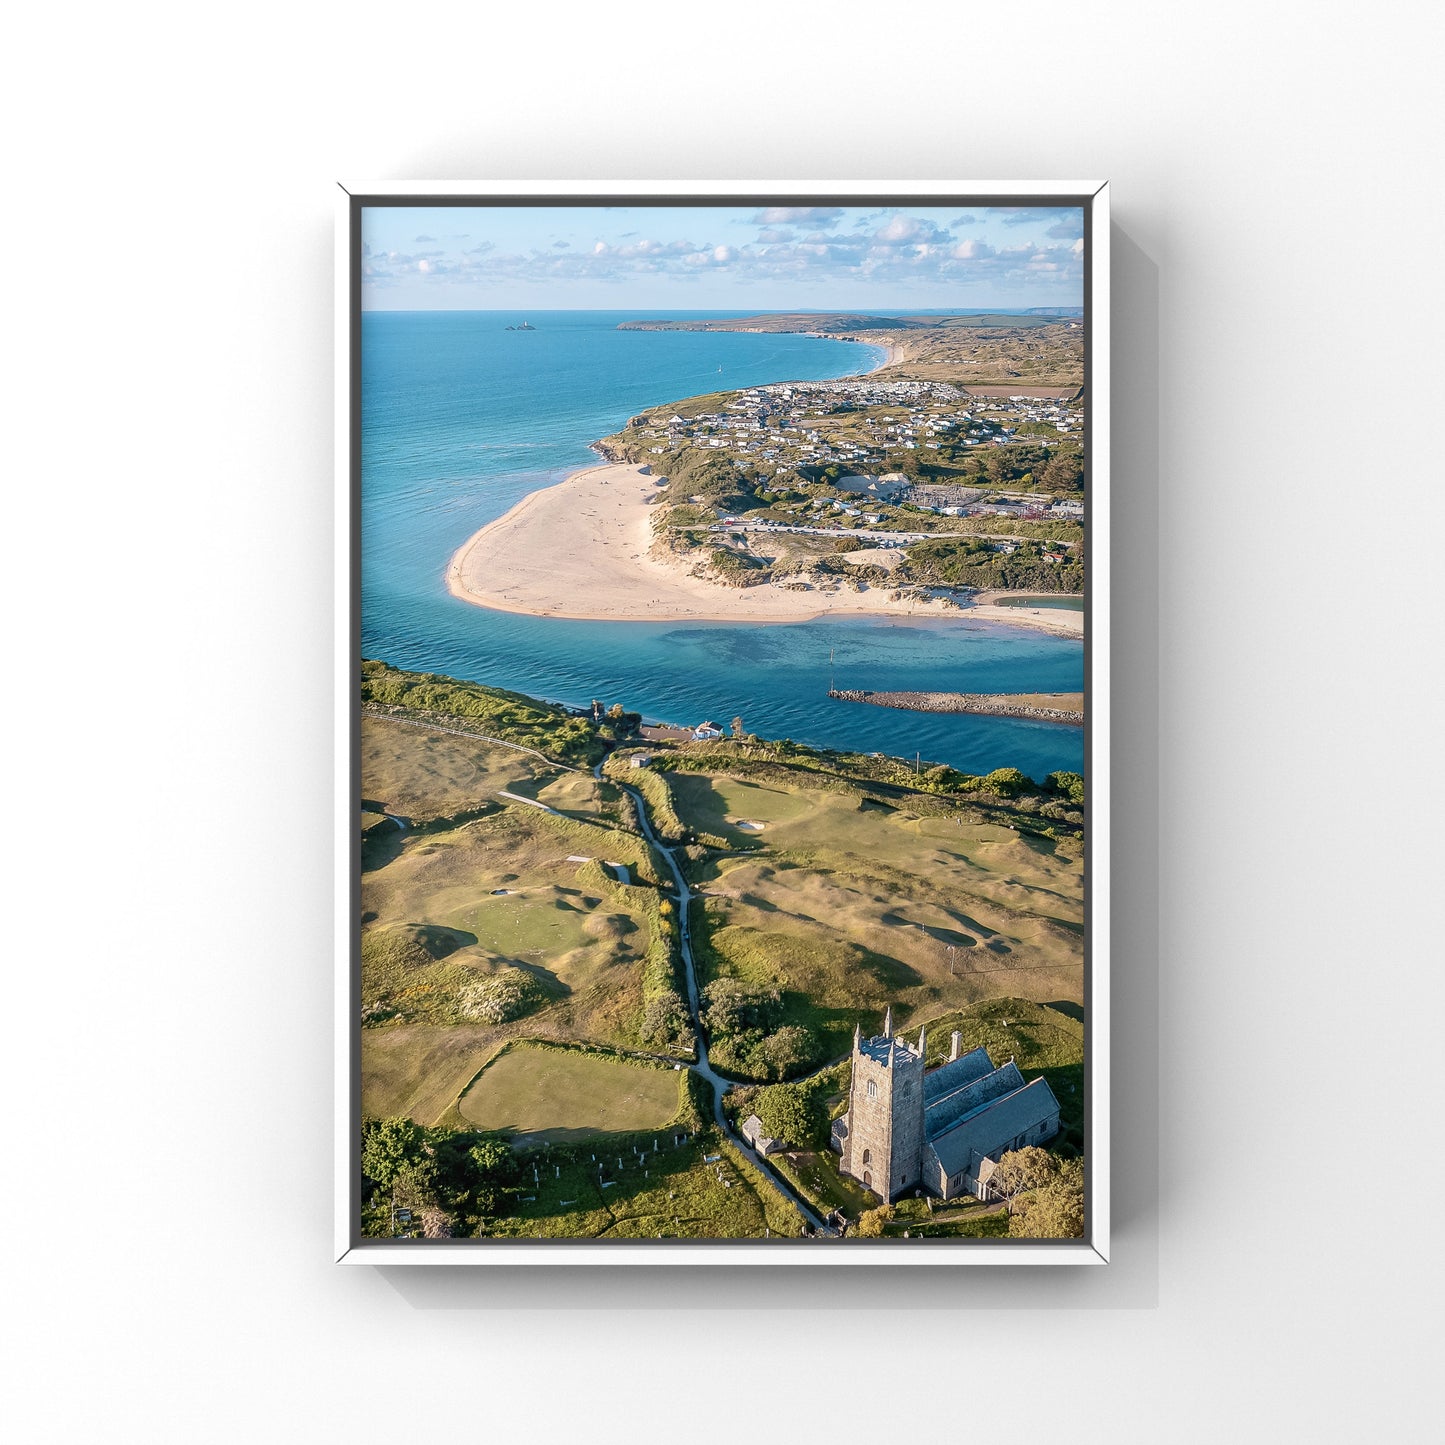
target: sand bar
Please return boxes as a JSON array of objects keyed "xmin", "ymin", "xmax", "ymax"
[{"xmin": 448, "ymin": 463, "xmax": 1082, "ymax": 636}]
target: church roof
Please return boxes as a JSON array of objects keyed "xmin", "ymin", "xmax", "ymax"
[
  {"xmin": 924, "ymin": 1059, "xmax": 1027, "ymax": 1140},
  {"xmin": 857, "ymin": 1032, "xmax": 922, "ymax": 1066},
  {"xmin": 922, "ymin": 1045, "xmax": 995, "ymax": 1101},
  {"xmin": 925, "ymin": 1076, "xmax": 1062, "ymax": 1179}
]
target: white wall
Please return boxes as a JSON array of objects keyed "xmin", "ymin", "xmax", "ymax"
[{"xmin": 6, "ymin": 2, "xmax": 1440, "ymax": 1439}]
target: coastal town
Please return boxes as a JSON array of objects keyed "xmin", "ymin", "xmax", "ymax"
[
  {"xmin": 619, "ymin": 376, "xmax": 1083, "ymax": 487},
  {"xmin": 586, "ymin": 313, "xmax": 1086, "ymax": 612},
  {"xmin": 444, "ymin": 313, "xmax": 1087, "ymax": 631},
  {"xmin": 591, "ymin": 372, "xmax": 1086, "ymax": 611}
]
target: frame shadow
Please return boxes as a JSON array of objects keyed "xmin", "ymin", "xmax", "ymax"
[{"xmin": 372, "ymin": 217, "xmax": 1161, "ymax": 1311}]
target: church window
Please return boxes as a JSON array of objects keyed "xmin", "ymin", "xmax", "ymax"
[
  {"xmin": 866, "ymin": 1079, "xmax": 877, "ymax": 1099},
  {"xmin": 862, "ymin": 1149, "xmax": 871, "ymax": 1165}
]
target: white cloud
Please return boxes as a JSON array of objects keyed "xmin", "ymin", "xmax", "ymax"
[
  {"xmin": 751, "ymin": 206, "xmax": 844, "ymax": 226},
  {"xmin": 873, "ymin": 214, "xmax": 952, "ymax": 246},
  {"xmin": 362, "ymin": 211, "xmax": 1083, "ymax": 300}
]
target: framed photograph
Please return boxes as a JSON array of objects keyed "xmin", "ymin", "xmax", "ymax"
[{"xmin": 336, "ymin": 181, "xmax": 1110, "ymax": 1264}]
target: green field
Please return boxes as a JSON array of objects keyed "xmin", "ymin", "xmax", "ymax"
[
  {"xmin": 667, "ymin": 773, "xmax": 814, "ymax": 839},
  {"xmin": 361, "ymin": 810, "xmax": 656, "ymax": 1042},
  {"xmin": 456, "ymin": 1044, "xmax": 685, "ymax": 1143},
  {"xmin": 675, "ymin": 766, "xmax": 1083, "ymax": 1076},
  {"xmin": 361, "ymin": 1023, "xmax": 506, "ymax": 1124}
]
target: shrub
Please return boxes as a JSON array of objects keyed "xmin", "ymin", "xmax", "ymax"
[
  {"xmin": 1045, "ymin": 770, "xmax": 1085, "ymax": 806},
  {"xmin": 855, "ymin": 1204, "xmax": 895, "ymax": 1238}
]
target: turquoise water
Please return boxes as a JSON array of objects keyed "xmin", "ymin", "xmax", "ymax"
[
  {"xmin": 996, "ymin": 595, "xmax": 1086, "ymax": 612},
  {"xmin": 361, "ymin": 311, "xmax": 1084, "ymax": 778}
]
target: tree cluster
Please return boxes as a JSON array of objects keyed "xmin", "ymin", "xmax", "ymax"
[
  {"xmin": 701, "ymin": 982, "xmax": 822, "ymax": 1081},
  {"xmin": 744, "ymin": 1081, "xmax": 824, "ymax": 1150},
  {"xmin": 855, "ymin": 1203, "xmax": 895, "ymax": 1238},
  {"xmin": 1045, "ymin": 770, "xmax": 1085, "ymax": 806},
  {"xmin": 360, "ymin": 1116, "xmax": 521, "ymax": 1237},
  {"xmin": 990, "ymin": 1147, "xmax": 1085, "ymax": 1239},
  {"xmin": 901, "ymin": 536, "xmax": 1083, "ymax": 594},
  {"xmin": 362, "ymin": 661, "xmax": 601, "ymax": 765}
]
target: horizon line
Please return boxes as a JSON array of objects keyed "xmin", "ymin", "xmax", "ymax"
[{"xmin": 359, "ymin": 305, "xmax": 1083, "ymax": 315}]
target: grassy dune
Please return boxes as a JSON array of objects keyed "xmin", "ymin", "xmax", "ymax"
[
  {"xmin": 680, "ymin": 769, "xmax": 1083, "ymax": 1069},
  {"xmin": 361, "ymin": 713, "xmax": 559, "ymax": 824},
  {"xmin": 361, "ymin": 723, "xmax": 690, "ymax": 1121},
  {"xmin": 362, "ymin": 809, "xmax": 660, "ymax": 1050},
  {"xmin": 358, "ymin": 672, "xmax": 1085, "ymax": 1243}
]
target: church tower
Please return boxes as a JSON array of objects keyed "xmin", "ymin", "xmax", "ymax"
[{"xmin": 839, "ymin": 1009, "xmax": 926, "ymax": 1201}]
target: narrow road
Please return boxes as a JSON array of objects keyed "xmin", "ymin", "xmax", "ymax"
[{"xmin": 594, "ymin": 759, "xmax": 829, "ymax": 1235}]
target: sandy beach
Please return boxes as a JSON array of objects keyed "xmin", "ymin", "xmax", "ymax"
[
  {"xmin": 448, "ymin": 462, "xmax": 1083, "ymax": 636},
  {"xmin": 966, "ymin": 590, "xmax": 1085, "ymax": 637}
]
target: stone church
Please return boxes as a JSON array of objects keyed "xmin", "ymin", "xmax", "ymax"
[{"xmin": 832, "ymin": 1008, "xmax": 1062, "ymax": 1202}]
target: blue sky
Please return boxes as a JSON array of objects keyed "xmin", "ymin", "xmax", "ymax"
[{"xmin": 360, "ymin": 204, "xmax": 1084, "ymax": 311}]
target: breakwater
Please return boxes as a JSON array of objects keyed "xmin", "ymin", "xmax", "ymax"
[{"xmin": 828, "ymin": 688, "xmax": 1083, "ymax": 726}]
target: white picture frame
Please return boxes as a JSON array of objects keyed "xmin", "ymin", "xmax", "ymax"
[{"xmin": 335, "ymin": 180, "xmax": 1110, "ymax": 1265}]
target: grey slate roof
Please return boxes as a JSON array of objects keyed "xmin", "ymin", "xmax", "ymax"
[
  {"xmin": 922, "ymin": 1045, "xmax": 995, "ymax": 1101},
  {"xmin": 740, "ymin": 1114, "xmax": 777, "ymax": 1150},
  {"xmin": 924, "ymin": 1059, "xmax": 1027, "ymax": 1139},
  {"xmin": 925, "ymin": 1076, "xmax": 1062, "ymax": 1179}
]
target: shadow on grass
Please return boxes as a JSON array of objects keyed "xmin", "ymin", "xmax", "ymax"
[
  {"xmin": 879, "ymin": 911, "xmax": 978, "ymax": 949},
  {"xmin": 361, "ymin": 827, "xmax": 406, "ymax": 873},
  {"xmin": 504, "ymin": 1124, "xmax": 682, "ymax": 1150}
]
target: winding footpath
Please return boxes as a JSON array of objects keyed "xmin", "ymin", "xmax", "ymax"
[
  {"xmin": 367, "ymin": 708, "xmax": 828, "ymax": 1234},
  {"xmin": 594, "ymin": 761, "xmax": 830, "ymax": 1235}
]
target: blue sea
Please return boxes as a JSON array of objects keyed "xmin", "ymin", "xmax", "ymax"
[{"xmin": 361, "ymin": 311, "xmax": 1084, "ymax": 779}]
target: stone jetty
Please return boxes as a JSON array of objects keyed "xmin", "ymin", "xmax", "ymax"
[{"xmin": 828, "ymin": 688, "xmax": 1083, "ymax": 726}]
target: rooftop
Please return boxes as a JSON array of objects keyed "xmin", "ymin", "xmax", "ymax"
[
  {"xmin": 922, "ymin": 1045, "xmax": 994, "ymax": 1102},
  {"xmin": 924, "ymin": 1059, "xmax": 1027, "ymax": 1140},
  {"xmin": 926, "ymin": 1076, "xmax": 1062, "ymax": 1178}
]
